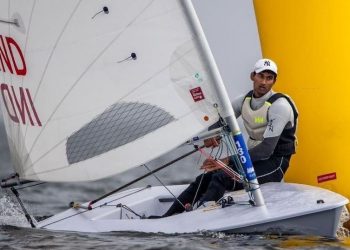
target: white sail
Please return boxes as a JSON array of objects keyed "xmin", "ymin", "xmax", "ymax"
[{"xmin": 0, "ymin": 0, "xmax": 226, "ymax": 182}]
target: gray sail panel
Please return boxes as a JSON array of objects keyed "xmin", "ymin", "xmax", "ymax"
[{"xmin": 66, "ymin": 102, "xmax": 175, "ymax": 164}]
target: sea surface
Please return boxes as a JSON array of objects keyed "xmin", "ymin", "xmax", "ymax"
[{"xmin": 0, "ymin": 121, "xmax": 349, "ymax": 249}]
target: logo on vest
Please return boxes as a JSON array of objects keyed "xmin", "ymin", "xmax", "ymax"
[
  {"xmin": 268, "ymin": 118, "xmax": 275, "ymax": 132},
  {"xmin": 254, "ymin": 116, "xmax": 265, "ymax": 124}
]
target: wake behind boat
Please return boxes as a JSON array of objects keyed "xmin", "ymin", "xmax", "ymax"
[{"xmin": 0, "ymin": 0, "xmax": 348, "ymax": 237}]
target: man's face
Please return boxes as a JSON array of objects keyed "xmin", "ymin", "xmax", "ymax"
[{"xmin": 251, "ymin": 71, "xmax": 276, "ymax": 98}]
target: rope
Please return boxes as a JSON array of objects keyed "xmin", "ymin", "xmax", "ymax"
[
  {"xmin": 143, "ymin": 164, "xmax": 185, "ymax": 209},
  {"xmin": 116, "ymin": 204, "xmax": 143, "ymax": 219},
  {"xmin": 87, "ymin": 146, "xmax": 203, "ymax": 208},
  {"xmin": 192, "ymin": 172, "xmax": 205, "ymax": 208},
  {"xmin": 42, "ymin": 146, "xmax": 204, "ymax": 227},
  {"xmin": 197, "ymin": 146, "xmax": 243, "ymax": 182},
  {"xmin": 188, "ymin": 147, "xmax": 215, "ymax": 208},
  {"xmin": 41, "ymin": 186, "xmax": 150, "ymax": 228},
  {"xmin": 15, "ymin": 182, "xmax": 46, "ymax": 190}
]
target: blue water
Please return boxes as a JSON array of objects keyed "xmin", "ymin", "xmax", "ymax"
[{"xmin": 0, "ymin": 121, "xmax": 349, "ymax": 249}]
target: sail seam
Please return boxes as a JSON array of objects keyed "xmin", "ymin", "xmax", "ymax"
[{"xmin": 21, "ymin": 0, "xmax": 37, "ymax": 161}]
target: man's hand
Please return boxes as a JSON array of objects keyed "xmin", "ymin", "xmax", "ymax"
[
  {"xmin": 200, "ymin": 158, "xmax": 221, "ymax": 172},
  {"xmin": 203, "ymin": 137, "xmax": 221, "ymax": 148}
]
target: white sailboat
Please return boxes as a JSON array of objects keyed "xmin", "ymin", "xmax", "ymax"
[{"xmin": 0, "ymin": 0, "xmax": 347, "ymax": 237}]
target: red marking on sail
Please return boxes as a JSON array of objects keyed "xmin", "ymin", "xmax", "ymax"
[
  {"xmin": 0, "ymin": 83, "xmax": 19, "ymax": 123},
  {"xmin": 0, "ymin": 36, "xmax": 14, "ymax": 74},
  {"xmin": 0, "ymin": 83, "xmax": 41, "ymax": 127},
  {"xmin": 317, "ymin": 172, "xmax": 336, "ymax": 183},
  {"xmin": 190, "ymin": 87, "xmax": 205, "ymax": 102},
  {"xmin": 0, "ymin": 35, "xmax": 26, "ymax": 76}
]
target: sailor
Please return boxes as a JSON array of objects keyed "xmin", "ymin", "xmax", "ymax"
[{"xmin": 163, "ymin": 58, "xmax": 298, "ymax": 217}]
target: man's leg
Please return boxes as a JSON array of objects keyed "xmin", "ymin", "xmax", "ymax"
[
  {"xmin": 198, "ymin": 170, "xmax": 244, "ymax": 204},
  {"xmin": 197, "ymin": 155, "xmax": 291, "ymax": 204},
  {"xmin": 254, "ymin": 155, "xmax": 291, "ymax": 184},
  {"xmin": 162, "ymin": 172, "xmax": 213, "ymax": 217}
]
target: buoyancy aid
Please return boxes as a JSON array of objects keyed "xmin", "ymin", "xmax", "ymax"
[{"xmin": 241, "ymin": 90, "xmax": 298, "ymax": 156}]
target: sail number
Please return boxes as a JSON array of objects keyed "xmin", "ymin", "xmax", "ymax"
[
  {"xmin": 0, "ymin": 35, "xmax": 26, "ymax": 76},
  {"xmin": 235, "ymin": 140, "xmax": 247, "ymax": 164},
  {"xmin": 0, "ymin": 35, "xmax": 41, "ymax": 127},
  {"xmin": 233, "ymin": 133, "xmax": 256, "ymax": 181}
]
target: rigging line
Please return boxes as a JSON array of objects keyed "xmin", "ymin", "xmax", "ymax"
[
  {"xmin": 143, "ymin": 164, "xmax": 185, "ymax": 209},
  {"xmin": 40, "ymin": 209, "xmax": 88, "ymax": 229},
  {"xmin": 24, "ymin": 0, "xmax": 156, "ymax": 164},
  {"xmin": 202, "ymin": 160, "xmax": 242, "ymax": 183},
  {"xmin": 224, "ymin": 134, "xmax": 246, "ymax": 176},
  {"xmin": 116, "ymin": 204, "xmax": 143, "ymax": 218},
  {"xmin": 215, "ymin": 160, "xmax": 243, "ymax": 182},
  {"xmin": 190, "ymin": 146, "xmax": 213, "ymax": 207},
  {"xmin": 221, "ymin": 138, "xmax": 237, "ymax": 164},
  {"xmin": 41, "ymin": 186, "xmax": 149, "ymax": 228},
  {"xmin": 189, "ymin": 144, "xmax": 206, "ymax": 208},
  {"xmin": 225, "ymin": 138, "xmax": 230, "ymax": 160},
  {"xmin": 197, "ymin": 147, "xmax": 242, "ymax": 181},
  {"xmin": 195, "ymin": 147, "xmax": 203, "ymax": 165},
  {"xmin": 214, "ymin": 140, "xmax": 224, "ymax": 159},
  {"xmin": 221, "ymin": 139, "xmax": 245, "ymax": 178},
  {"xmin": 191, "ymin": 172, "xmax": 205, "ymax": 208},
  {"xmin": 223, "ymin": 132, "xmax": 237, "ymax": 156},
  {"xmin": 15, "ymin": 182, "xmax": 45, "ymax": 190},
  {"xmin": 97, "ymin": 186, "xmax": 150, "ymax": 208},
  {"xmin": 87, "ymin": 146, "xmax": 203, "ymax": 207}
]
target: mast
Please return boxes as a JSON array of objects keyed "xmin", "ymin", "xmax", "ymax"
[{"xmin": 182, "ymin": 0, "xmax": 265, "ymax": 206}]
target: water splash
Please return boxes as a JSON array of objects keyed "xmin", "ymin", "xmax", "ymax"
[
  {"xmin": 199, "ymin": 230, "xmax": 227, "ymax": 239},
  {"xmin": 0, "ymin": 189, "xmax": 31, "ymax": 228}
]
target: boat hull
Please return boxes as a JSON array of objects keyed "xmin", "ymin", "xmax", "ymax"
[
  {"xmin": 36, "ymin": 182, "xmax": 348, "ymax": 237},
  {"xmin": 228, "ymin": 206, "xmax": 343, "ymax": 237}
]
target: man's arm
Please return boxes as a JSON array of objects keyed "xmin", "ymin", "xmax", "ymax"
[
  {"xmin": 231, "ymin": 94, "xmax": 245, "ymax": 118},
  {"xmin": 208, "ymin": 94, "xmax": 245, "ymax": 131},
  {"xmin": 248, "ymin": 136, "xmax": 280, "ymax": 162}
]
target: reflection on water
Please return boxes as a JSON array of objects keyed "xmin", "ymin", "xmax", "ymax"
[{"xmin": 278, "ymin": 235, "xmax": 350, "ymax": 249}]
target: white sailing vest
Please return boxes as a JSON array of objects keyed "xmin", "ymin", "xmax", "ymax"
[{"xmin": 241, "ymin": 96, "xmax": 271, "ymax": 149}]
